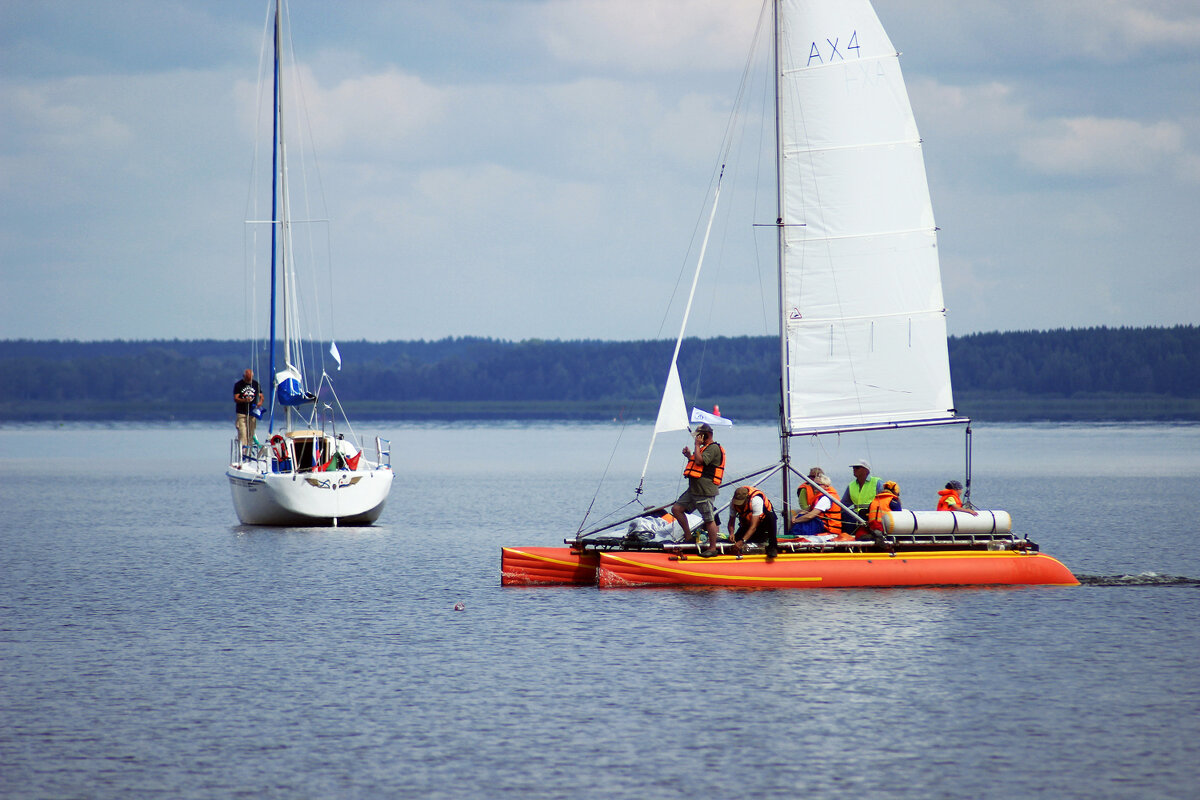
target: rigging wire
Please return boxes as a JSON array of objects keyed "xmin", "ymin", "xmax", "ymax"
[{"xmin": 576, "ymin": 410, "xmax": 635, "ymax": 536}]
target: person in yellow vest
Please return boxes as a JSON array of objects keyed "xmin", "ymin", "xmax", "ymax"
[
  {"xmin": 671, "ymin": 423, "xmax": 725, "ymax": 556},
  {"xmin": 841, "ymin": 459, "xmax": 885, "ymax": 536},
  {"xmin": 937, "ymin": 480, "xmax": 978, "ymax": 516},
  {"xmin": 727, "ymin": 485, "xmax": 777, "ymax": 552}
]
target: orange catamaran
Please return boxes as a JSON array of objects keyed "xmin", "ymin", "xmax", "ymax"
[{"xmin": 502, "ymin": 0, "xmax": 1076, "ymax": 590}]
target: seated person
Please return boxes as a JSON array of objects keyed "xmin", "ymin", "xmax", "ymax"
[
  {"xmin": 866, "ymin": 481, "xmax": 903, "ymax": 535},
  {"xmin": 728, "ymin": 486, "xmax": 777, "ymax": 551},
  {"xmin": 787, "ymin": 474, "xmax": 846, "ymax": 540},
  {"xmin": 937, "ymin": 480, "xmax": 979, "ymax": 516},
  {"xmin": 796, "ymin": 466, "xmax": 826, "ymax": 511}
]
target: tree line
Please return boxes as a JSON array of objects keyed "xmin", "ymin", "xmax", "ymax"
[{"xmin": 1, "ymin": 325, "xmax": 1197, "ymax": 421}]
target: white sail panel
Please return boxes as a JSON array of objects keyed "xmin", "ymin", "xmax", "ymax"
[
  {"xmin": 778, "ymin": 0, "xmax": 954, "ymax": 433},
  {"xmin": 653, "ymin": 362, "xmax": 691, "ymax": 434}
]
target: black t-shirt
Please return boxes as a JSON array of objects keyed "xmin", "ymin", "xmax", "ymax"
[{"xmin": 234, "ymin": 379, "xmax": 261, "ymax": 415}]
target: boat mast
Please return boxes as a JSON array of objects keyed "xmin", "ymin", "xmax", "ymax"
[
  {"xmin": 773, "ymin": 0, "xmax": 792, "ymax": 512},
  {"xmin": 267, "ymin": 0, "xmax": 281, "ymax": 434},
  {"xmin": 273, "ymin": 0, "xmax": 295, "ymax": 430}
]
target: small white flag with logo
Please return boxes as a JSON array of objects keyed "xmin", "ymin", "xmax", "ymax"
[{"xmin": 691, "ymin": 406, "xmax": 733, "ymax": 427}]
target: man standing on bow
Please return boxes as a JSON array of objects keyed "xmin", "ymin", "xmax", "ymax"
[
  {"xmin": 671, "ymin": 423, "xmax": 725, "ymax": 556},
  {"xmin": 233, "ymin": 368, "xmax": 263, "ymax": 456}
]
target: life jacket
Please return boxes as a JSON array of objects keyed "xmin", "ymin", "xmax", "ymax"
[
  {"xmin": 937, "ymin": 488, "xmax": 964, "ymax": 511},
  {"xmin": 734, "ymin": 487, "xmax": 774, "ymax": 524},
  {"xmin": 847, "ymin": 476, "xmax": 881, "ymax": 511},
  {"xmin": 818, "ymin": 493, "xmax": 843, "ymax": 538},
  {"xmin": 867, "ymin": 491, "xmax": 898, "ymax": 533},
  {"xmin": 798, "ymin": 484, "xmax": 819, "ymax": 510},
  {"xmin": 682, "ymin": 442, "xmax": 725, "ymax": 487}
]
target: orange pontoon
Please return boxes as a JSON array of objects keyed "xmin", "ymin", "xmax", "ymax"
[{"xmin": 595, "ymin": 549, "xmax": 1078, "ymax": 589}]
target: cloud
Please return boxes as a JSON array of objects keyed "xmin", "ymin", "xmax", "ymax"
[
  {"xmin": 1018, "ymin": 116, "xmax": 1185, "ymax": 177},
  {"xmin": 534, "ymin": 0, "xmax": 762, "ymax": 73},
  {"xmin": 892, "ymin": 0, "xmax": 1200, "ymax": 68},
  {"xmin": 911, "ymin": 78, "xmax": 1196, "ymax": 184}
]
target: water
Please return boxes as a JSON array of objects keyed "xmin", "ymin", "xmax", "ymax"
[{"xmin": 2, "ymin": 422, "xmax": 1199, "ymax": 799}]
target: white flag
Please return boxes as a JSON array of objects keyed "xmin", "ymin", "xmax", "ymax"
[
  {"xmin": 690, "ymin": 406, "xmax": 733, "ymax": 427},
  {"xmin": 329, "ymin": 341, "xmax": 342, "ymax": 370}
]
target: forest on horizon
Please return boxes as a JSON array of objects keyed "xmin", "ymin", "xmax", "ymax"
[{"xmin": 1, "ymin": 325, "xmax": 1197, "ymax": 422}]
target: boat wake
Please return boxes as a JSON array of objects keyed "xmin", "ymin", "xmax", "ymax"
[{"xmin": 1077, "ymin": 573, "xmax": 1200, "ymax": 587}]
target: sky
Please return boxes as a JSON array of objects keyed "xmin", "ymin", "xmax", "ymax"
[{"xmin": 2, "ymin": 0, "xmax": 1198, "ymax": 343}]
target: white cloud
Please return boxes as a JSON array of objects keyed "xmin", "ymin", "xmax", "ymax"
[
  {"xmin": 1018, "ymin": 116, "xmax": 1185, "ymax": 177},
  {"xmin": 535, "ymin": 0, "xmax": 762, "ymax": 73}
]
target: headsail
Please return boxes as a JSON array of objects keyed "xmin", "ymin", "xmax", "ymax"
[
  {"xmin": 638, "ymin": 171, "xmax": 727, "ymax": 485},
  {"xmin": 777, "ymin": 0, "xmax": 954, "ymax": 435}
]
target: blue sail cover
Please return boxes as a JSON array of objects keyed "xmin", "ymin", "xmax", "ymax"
[{"xmin": 275, "ymin": 367, "xmax": 316, "ymax": 406}]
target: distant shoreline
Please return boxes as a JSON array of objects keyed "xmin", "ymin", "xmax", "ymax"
[
  {"xmin": 4, "ymin": 391, "xmax": 1197, "ymax": 423},
  {"xmin": 3, "ymin": 327, "xmax": 1197, "ymax": 423}
]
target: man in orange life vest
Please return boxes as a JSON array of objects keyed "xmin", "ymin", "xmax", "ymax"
[
  {"xmin": 728, "ymin": 485, "xmax": 777, "ymax": 552},
  {"xmin": 671, "ymin": 422, "xmax": 725, "ymax": 557}
]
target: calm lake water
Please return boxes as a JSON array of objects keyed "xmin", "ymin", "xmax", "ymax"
[{"xmin": 1, "ymin": 421, "xmax": 1198, "ymax": 799}]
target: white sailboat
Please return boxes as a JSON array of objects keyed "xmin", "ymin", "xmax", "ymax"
[
  {"xmin": 502, "ymin": 0, "xmax": 1076, "ymax": 587},
  {"xmin": 226, "ymin": 0, "xmax": 393, "ymax": 526}
]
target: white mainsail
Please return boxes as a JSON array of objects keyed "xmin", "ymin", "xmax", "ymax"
[{"xmin": 777, "ymin": 0, "xmax": 954, "ymax": 435}]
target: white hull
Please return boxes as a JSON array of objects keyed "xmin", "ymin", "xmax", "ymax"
[{"xmin": 226, "ymin": 463, "xmax": 393, "ymax": 526}]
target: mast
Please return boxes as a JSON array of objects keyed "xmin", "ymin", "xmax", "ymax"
[
  {"xmin": 273, "ymin": 0, "xmax": 296, "ymax": 430},
  {"xmin": 773, "ymin": 0, "xmax": 791, "ymax": 513},
  {"xmin": 267, "ymin": 0, "xmax": 281, "ymax": 434}
]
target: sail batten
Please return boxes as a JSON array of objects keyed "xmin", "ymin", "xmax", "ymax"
[
  {"xmin": 778, "ymin": 0, "xmax": 954, "ymax": 434},
  {"xmin": 780, "ymin": 51, "xmax": 898, "ymax": 77},
  {"xmin": 784, "ymin": 138, "xmax": 922, "ymax": 156}
]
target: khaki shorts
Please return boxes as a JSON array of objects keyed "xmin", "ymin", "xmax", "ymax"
[{"xmin": 674, "ymin": 490, "xmax": 717, "ymax": 524}]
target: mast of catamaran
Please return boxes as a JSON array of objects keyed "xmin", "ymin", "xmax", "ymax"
[{"xmin": 772, "ymin": 0, "xmax": 792, "ymax": 516}]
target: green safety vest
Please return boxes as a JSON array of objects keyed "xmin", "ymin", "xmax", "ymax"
[{"xmin": 847, "ymin": 477, "xmax": 881, "ymax": 511}]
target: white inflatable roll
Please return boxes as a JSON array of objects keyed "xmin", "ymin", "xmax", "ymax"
[{"xmin": 883, "ymin": 509, "xmax": 1012, "ymax": 535}]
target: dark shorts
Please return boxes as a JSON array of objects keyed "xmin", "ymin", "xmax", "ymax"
[{"xmin": 736, "ymin": 510, "xmax": 778, "ymax": 543}]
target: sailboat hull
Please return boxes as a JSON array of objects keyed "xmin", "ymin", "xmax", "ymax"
[
  {"xmin": 594, "ymin": 550, "xmax": 1079, "ymax": 589},
  {"xmin": 500, "ymin": 547, "xmax": 599, "ymax": 586},
  {"xmin": 227, "ymin": 464, "xmax": 393, "ymax": 526}
]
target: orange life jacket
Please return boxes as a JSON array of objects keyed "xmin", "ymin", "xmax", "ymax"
[
  {"xmin": 867, "ymin": 491, "xmax": 898, "ymax": 532},
  {"xmin": 734, "ymin": 487, "xmax": 774, "ymax": 524},
  {"xmin": 818, "ymin": 494, "xmax": 843, "ymax": 538},
  {"xmin": 937, "ymin": 488, "xmax": 964, "ymax": 511},
  {"xmin": 682, "ymin": 442, "xmax": 725, "ymax": 486},
  {"xmin": 798, "ymin": 484, "xmax": 820, "ymax": 510}
]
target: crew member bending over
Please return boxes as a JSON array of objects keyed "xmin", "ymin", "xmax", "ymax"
[{"xmin": 728, "ymin": 486, "xmax": 777, "ymax": 552}]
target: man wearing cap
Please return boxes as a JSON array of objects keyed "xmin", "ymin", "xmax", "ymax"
[
  {"xmin": 671, "ymin": 423, "xmax": 725, "ymax": 556},
  {"xmin": 841, "ymin": 459, "xmax": 883, "ymax": 517},
  {"xmin": 727, "ymin": 485, "xmax": 777, "ymax": 552}
]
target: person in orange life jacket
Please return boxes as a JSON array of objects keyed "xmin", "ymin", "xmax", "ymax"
[
  {"xmin": 728, "ymin": 485, "xmax": 777, "ymax": 552},
  {"xmin": 671, "ymin": 423, "xmax": 725, "ymax": 556},
  {"xmin": 866, "ymin": 481, "xmax": 903, "ymax": 534},
  {"xmin": 937, "ymin": 480, "xmax": 978, "ymax": 516},
  {"xmin": 789, "ymin": 473, "xmax": 842, "ymax": 538},
  {"xmin": 795, "ymin": 466, "xmax": 826, "ymax": 512}
]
